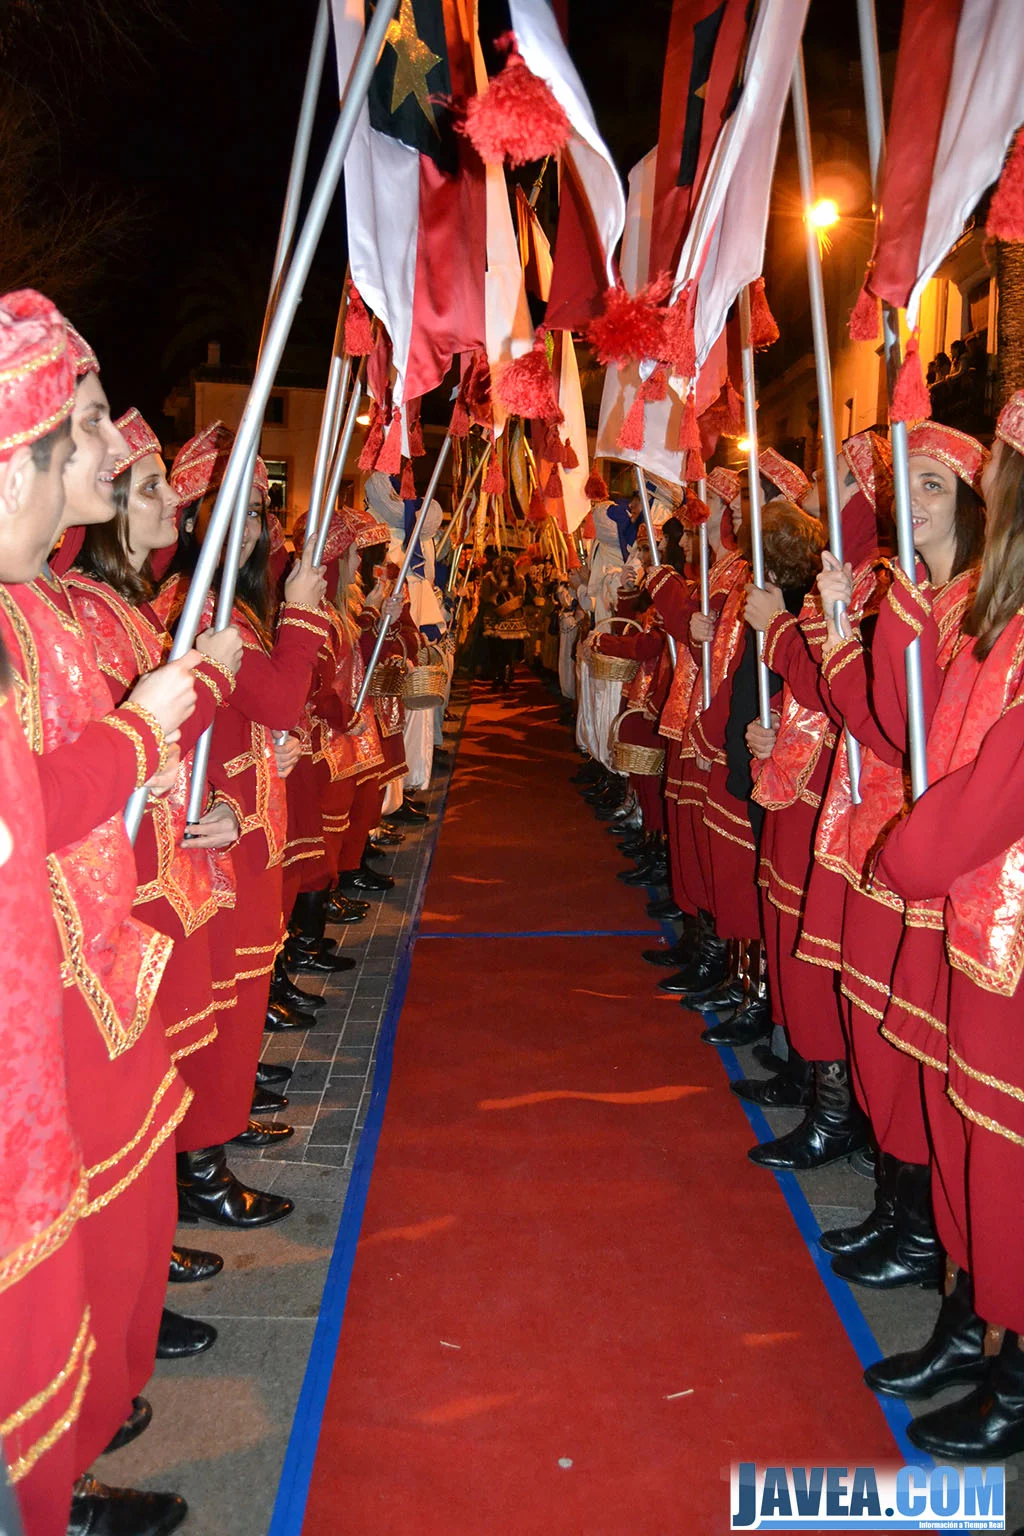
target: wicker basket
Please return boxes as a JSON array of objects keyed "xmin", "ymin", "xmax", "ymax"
[
  {"xmin": 367, "ymin": 656, "xmax": 406, "ymax": 699},
  {"xmin": 610, "ymin": 708, "xmax": 666, "ymax": 777},
  {"xmin": 587, "ymin": 617, "xmax": 641, "ymax": 683},
  {"xmin": 403, "ymin": 643, "xmax": 447, "ymax": 710}
]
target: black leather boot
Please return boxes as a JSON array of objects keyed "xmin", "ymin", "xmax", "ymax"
[
  {"xmin": 68, "ymin": 1478, "xmax": 187, "ymax": 1536},
  {"xmin": 168, "ymin": 1244, "xmax": 223, "ymax": 1284},
  {"xmin": 647, "ymin": 895, "xmax": 683, "ymax": 919},
  {"xmin": 325, "ymin": 889, "xmax": 369, "ymax": 923},
  {"xmin": 657, "ymin": 932, "xmax": 729, "ymax": 996},
  {"xmin": 231, "ymin": 1118, "xmax": 295, "ymax": 1148},
  {"xmin": 286, "ymin": 890, "xmax": 358, "ymax": 971},
  {"xmin": 748, "ymin": 1059, "xmax": 871, "ymax": 1171},
  {"xmin": 831, "ymin": 1159, "xmax": 944, "ymax": 1288},
  {"xmin": 265, "ymin": 996, "xmax": 315, "ymax": 1032},
  {"xmin": 156, "ymin": 1307, "xmax": 217, "ymax": 1359},
  {"xmin": 643, "ymin": 915, "xmax": 700, "ymax": 969},
  {"xmin": 864, "ymin": 1269, "xmax": 988, "ymax": 1399},
  {"xmin": 732, "ymin": 1053, "xmax": 813, "ymax": 1108},
  {"xmin": 102, "ymin": 1397, "xmax": 152, "ymax": 1455},
  {"xmin": 702, "ymin": 945, "xmax": 771, "ymax": 1044},
  {"xmin": 337, "ymin": 865, "xmax": 394, "ymax": 894},
  {"xmin": 271, "ymin": 953, "xmax": 325, "ymax": 1011},
  {"xmin": 820, "ymin": 1149, "xmax": 900, "ymax": 1256},
  {"xmin": 907, "ymin": 1331, "xmax": 1024, "ymax": 1459},
  {"xmin": 177, "ymin": 1147, "xmax": 294, "ymax": 1228},
  {"xmin": 252, "ymin": 1083, "xmax": 288, "ymax": 1113}
]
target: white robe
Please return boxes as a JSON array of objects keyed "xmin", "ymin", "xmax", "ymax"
[{"xmin": 575, "ymin": 542, "xmax": 624, "ymax": 767}]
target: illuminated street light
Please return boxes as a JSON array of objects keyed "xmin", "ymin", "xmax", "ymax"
[
  {"xmin": 809, "ymin": 197, "xmax": 840, "ymax": 229},
  {"xmin": 737, "ymin": 437, "xmax": 751, "ymax": 455}
]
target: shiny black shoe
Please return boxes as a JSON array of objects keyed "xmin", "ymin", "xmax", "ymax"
[
  {"xmin": 689, "ymin": 975, "xmax": 746, "ymax": 1012},
  {"xmin": 325, "ymin": 893, "xmax": 369, "ymax": 924},
  {"xmin": 820, "ymin": 1150, "xmax": 900, "ymax": 1256},
  {"xmin": 68, "ymin": 1478, "xmax": 187, "ymax": 1536},
  {"xmin": 390, "ymin": 799, "xmax": 429, "ymax": 824},
  {"xmin": 642, "ymin": 944, "xmax": 692, "ymax": 969},
  {"xmin": 865, "ymin": 1271, "xmax": 987, "ymax": 1399},
  {"xmin": 102, "ymin": 1397, "xmax": 152, "ymax": 1455},
  {"xmin": 251, "ymin": 1084, "xmax": 288, "ymax": 1113},
  {"xmin": 831, "ymin": 1160, "xmax": 944, "ymax": 1289},
  {"xmin": 265, "ymin": 998, "xmax": 315, "ymax": 1033},
  {"xmin": 156, "ymin": 1307, "xmax": 217, "ymax": 1359},
  {"xmin": 271, "ymin": 956, "xmax": 325, "ymax": 1011},
  {"xmin": 337, "ymin": 867, "xmax": 395, "ymax": 894},
  {"xmin": 906, "ymin": 1333, "xmax": 1024, "ymax": 1460},
  {"xmin": 701, "ymin": 995, "xmax": 772, "ymax": 1047},
  {"xmin": 647, "ymin": 896, "xmax": 684, "ymax": 919},
  {"xmin": 370, "ymin": 824, "xmax": 404, "ymax": 846},
  {"xmin": 749, "ymin": 1060, "xmax": 871, "ymax": 1172},
  {"xmin": 731, "ymin": 1070, "xmax": 813, "ymax": 1108},
  {"xmin": 231, "ymin": 1118, "xmax": 294, "ymax": 1148},
  {"xmin": 285, "ymin": 936, "xmax": 358, "ymax": 973},
  {"xmin": 168, "ymin": 1244, "xmax": 223, "ymax": 1284},
  {"xmin": 177, "ymin": 1147, "xmax": 294, "ymax": 1228},
  {"xmin": 255, "ymin": 1060, "xmax": 293, "ymax": 1089}
]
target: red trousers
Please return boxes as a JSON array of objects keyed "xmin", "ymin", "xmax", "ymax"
[
  {"xmin": 631, "ymin": 772, "xmax": 665, "ymax": 833},
  {"xmin": 322, "ymin": 775, "xmax": 356, "ymax": 881},
  {"xmin": 337, "ymin": 774, "xmax": 385, "ymax": 873},
  {"xmin": 702, "ymin": 761, "xmax": 760, "ymax": 941},
  {"xmin": 841, "ymin": 887, "xmax": 929, "ymax": 1163},
  {"xmin": 63, "ymin": 990, "xmax": 185, "ymax": 1470},
  {"xmin": 667, "ymin": 756, "xmax": 712, "ymax": 917},
  {"xmin": 177, "ymin": 837, "xmax": 283, "ymax": 1149},
  {"xmin": 282, "ymin": 754, "xmax": 329, "ymax": 915},
  {"xmin": 1, "ymin": 1234, "xmax": 88, "ymax": 1536}
]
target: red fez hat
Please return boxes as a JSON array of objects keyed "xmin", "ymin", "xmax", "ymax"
[
  {"xmin": 113, "ymin": 408, "xmax": 162, "ymax": 478},
  {"xmin": 842, "ymin": 430, "xmax": 893, "ymax": 511},
  {"xmin": 0, "ymin": 289, "xmax": 75, "ymax": 463},
  {"xmin": 996, "ymin": 390, "xmax": 1024, "ymax": 460},
  {"xmin": 66, "ymin": 321, "xmax": 99, "ymax": 379},
  {"xmin": 758, "ymin": 448, "xmax": 810, "ymax": 504},
  {"xmin": 907, "ymin": 421, "xmax": 988, "ymax": 492},
  {"xmin": 706, "ymin": 466, "xmax": 741, "ymax": 506}
]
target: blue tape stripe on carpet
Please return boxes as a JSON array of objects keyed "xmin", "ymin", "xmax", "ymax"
[
  {"xmin": 267, "ymin": 726, "xmax": 467, "ymax": 1536},
  {"xmin": 649, "ymin": 891, "xmax": 929, "ymax": 1470}
]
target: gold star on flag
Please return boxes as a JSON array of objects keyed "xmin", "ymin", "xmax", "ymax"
[{"xmin": 385, "ymin": 0, "xmax": 441, "ymax": 134}]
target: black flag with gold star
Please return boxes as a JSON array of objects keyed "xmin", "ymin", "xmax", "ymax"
[{"xmin": 367, "ymin": 0, "xmax": 458, "ymax": 173}]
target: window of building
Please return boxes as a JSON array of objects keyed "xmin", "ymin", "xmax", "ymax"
[
  {"xmin": 264, "ymin": 459, "xmax": 288, "ymax": 516},
  {"xmin": 264, "ymin": 394, "xmax": 286, "ymax": 426}
]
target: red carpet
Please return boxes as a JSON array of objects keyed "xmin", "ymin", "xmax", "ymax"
[{"xmin": 301, "ymin": 680, "xmax": 903, "ymax": 1535}]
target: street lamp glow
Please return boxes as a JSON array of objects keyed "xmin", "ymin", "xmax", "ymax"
[
  {"xmin": 737, "ymin": 436, "xmax": 752, "ymax": 455},
  {"xmin": 356, "ymin": 410, "xmax": 371, "ymax": 426},
  {"xmin": 809, "ymin": 197, "xmax": 840, "ymax": 230}
]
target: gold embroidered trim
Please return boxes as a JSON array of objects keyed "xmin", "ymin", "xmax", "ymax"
[
  {"xmin": 888, "ymin": 992, "xmax": 948, "ymax": 1035},
  {"xmin": 888, "ymin": 583, "xmax": 926, "ymax": 639},
  {"xmin": 84, "ymin": 1066, "xmax": 181, "ymax": 1180},
  {"xmin": 235, "ymin": 962, "xmax": 278, "ymax": 982},
  {"xmin": 6, "ymin": 1323, "xmax": 95, "ymax": 1484},
  {"xmin": 947, "ymin": 1084, "xmax": 1024, "ymax": 1149},
  {"xmin": 236, "ymin": 941, "xmax": 280, "ymax": 957},
  {"xmin": 949, "ymin": 1046, "xmax": 1024, "ymax": 1105},
  {"xmin": 880, "ymin": 1026, "xmax": 946, "ymax": 1075},
  {"xmin": 282, "ymin": 602, "xmax": 328, "ymax": 620},
  {"xmin": 0, "ymin": 1171, "xmax": 87, "ymax": 1298},
  {"xmin": 762, "ymin": 612, "xmax": 797, "ymax": 672},
  {"xmin": 842, "ymin": 960, "xmax": 890, "ymax": 997},
  {"xmin": 280, "ymin": 615, "xmax": 330, "ymax": 638},
  {"xmin": 821, "ymin": 641, "xmax": 862, "ymax": 684},
  {"xmin": 165, "ymin": 999, "xmax": 217, "ymax": 1038},
  {"xmin": 103, "ymin": 713, "xmax": 151, "ymax": 785},
  {"xmin": 118, "ymin": 699, "xmax": 169, "ymax": 773},
  {"xmin": 1, "ymin": 1306, "xmax": 90, "ymax": 1438},
  {"xmin": 169, "ymin": 1025, "xmax": 218, "ymax": 1065},
  {"xmin": 83, "ymin": 1083, "xmax": 191, "ymax": 1217},
  {"xmin": 200, "ymin": 655, "xmax": 235, "ymax": 689},
  {"xmin": 0, "ymin": 591, "xmax": 42, "ymax": 750}
]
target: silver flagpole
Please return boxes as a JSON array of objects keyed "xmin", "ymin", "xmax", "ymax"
[
  {"xmin": 634, "ymin": 467, "xmax": 677, "ymax": 666},
  {"xmin": 856, "ymin": 0, "xmax": 928, "ymax": 799},
  {"xmin": 792, "ymin": 50, "xmax": 863, "ymax": 804},
  {"xmin": 436, "ymin": 443, "xmax": 492, "ymax": 561},
  {"xmin": 126, "ymin": 0, "xmax": 400, "ymax": 839},
  {"xmin": 305, "ymin": 302, "xmax": 352, "ymax": 554},
  {"xmin": 696, "ymin": 476, "xmax": 712, "ymax": 710},
  {"xmin": 355, "ymin": 433, "xmax": 454, "ymax": 712},
  {"xmin": 739, "ymin": 289, "xmax": 773, "ymax": 728},
  {"xmin": 312, "ymin": 358, "xmax": 366, "ymax": 565}
]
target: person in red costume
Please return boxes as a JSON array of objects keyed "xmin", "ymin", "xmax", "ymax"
[
  {"xmin": 160, "ymin": 422, "xmax": 330, "ymax": 1231},
  {"xmin": 0, "ymin": 307, "xmax": 201, "ymax": 1535},
  {"xmin": 858, "ymin": 391, "xmax": 1024, "ymax": 1459},
  {"xmin": 0, "ymin": 290, "xmax": 90, "ymax": 1536},
  {"xmin": 644, "ymin": 468, "xmax": 742, "ymax": 981},
  {"xmin": 735, "ymin": 432, "xmax": 892, "ymax": 1120}
]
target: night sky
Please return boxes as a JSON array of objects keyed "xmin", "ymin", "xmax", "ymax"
[{"xmin": 43, "ymin": 0, "xmax": 903, "ymax": 429}]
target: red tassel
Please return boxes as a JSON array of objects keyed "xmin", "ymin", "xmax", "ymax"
[
  {"xmin": 988, "ymin": 128, "xmax": 1024, "ymax": 241},
  {"xmin": 849, "ymin": 283, "xmax": 881, "ymax": 342},
  {"xmin": 686, "ymin": 448, "xmax": 706, "ymax": 482},
  {"xmin": 561, "ymin": 438, "xmax": 579, "ymax": 470},
  {"xmin": 662, "ymin": 280, "xmax": 696, "ymax": 376},
  {"xmin": 584, "ymin": 275, "xmax": 671, "ymax": 366},
  {"xmin": 357, "ymin": 402, "xmax": 384, "ymax": 472},
  {"xmin": 344, "ymin": 286, "xmax": 373, "ymax": 356},
  {"xmin": 679, "ymin": 394, "xmax": 702, "ymax": 455},
  {"xmin": 680, "ymin": 490, "xmax": 710, "ymax": 530},
  {"xmin": 375, "ymin": 409, "xmax": 403, "ymax": 474},
  {"xmin": 528, "ymin": 490, "xmax": 547, "ymax": 523},
  {"xmin": 584, "ymin": 469, "xmax": 609, "ymax": 501},
  {"xmin": 891, "ymin": 333, "xmax": 932, "ymax": 424},
  {"xmin": 749, "ymin": 277, "xmax": 780, "ymax": 349},
  {"xmin": 462, "ymin": 36, "xmax": 571, "ymax": 169},
  {"xmin": 642, "ymin": 364, "xmax": 669, "ymax": 403},
  {"xmin": 617, "ymin": 390, "xmax": 646, "ymax": 451},
  {"xmin": 399, "ymin": 459, "xmax": 416, "ymax": 499},
  {"xmin": 464, "ymin": 351, "xmax": 494, "ymax": 429},
  {"xmin": 450, "ymin": 396, "xmax": 471, "ymax": 438},
  {"xmin": 495, "ymin": 331, "xmax": 563, "ymax": 422},
  {"xmin": 482, "ymin": 450, "xmax": 506, "ymax": 495},
  {"xmin": 580, "ymin": 510, "xmax": 596, "ymax": 540},
  {"xmin": 407, "ymin": 399, "xmax": 425, "ymax": 457},
  {"xmin": 544, "ymin": 465, "xmax": 562, "ymax": 498}
]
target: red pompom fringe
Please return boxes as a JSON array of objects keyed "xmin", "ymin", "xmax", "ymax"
[
  {"xmin": 462, "ymin": 41, "xmax": 570, "ymax": 169},
  {"xmin": 580, "ymin": 510, "xmax": 596, "ymax": 540},
  {"xmin": 661, "ymin": 280, "xmax": 696, "ymax": 377},
  {"xmin": 679, "ymin": 394, "xmax": 702, "ymax": 455},
  {"xmin": 544, "ymin": 464, "xmax": 562, "ymax": 499},
  {"xmin": 561, "ymin": 438, "xmax": 579, "ymax": 470},
  {"xmin": 642, "ymin": 363, "xmax": 669, "ymax": 403},
  {"xmin": 375, "ymin": 409, "xmax": 403, "ymax": 474},
  {"xmin": 344, "ymin": 286, "xmax": 373, "ymax": 357},
  {"xmin": 399, "ymin": 459, "xmax": 416, "ymax": 500},
  {"xmin": 849, "ymin": 283, "xmax": 881, "ymax": 342},
  {"xmin": 528, "ymin": 489, "xmax": 547, "ymax": 523},
  {"xmin": 585, "ymin": 275, "xmax": 671, "ymax": 367},
  {"xmin": 680, "ymin": 489, "xmax": 710, "ymax": 530},
  {"xmin": 584, "ymin": 469, "xmax": 609, "ymax": 501},
  {"xmin": 891, "ymin": 333, "xmax": 932, "ymax": 424},
  {"xmin": 686, "ymin": 449, "xmax": 706, "ymax": 482},
  {"xmin": 482, "ymin": 450, "xmax": 506, "ymax": 495},
  {"xmin": 617, "ymin": 390, "xmax": 646, "ymax": 451},
  {"xmin": 407, "ymin": 400, "xmax": 425, "ymax": 457},
  {"xmin": 495, "ymin": 332, "xmax": 563, "ymax": 423},
  {"xmin": 988, "ymin": 128, "xmax": 1024, "ymax": 241},
  {"xmin": 450, "ymin": 395, "xmax": 471, "ymax": 438},
  {"xmin": 357, "ymin": 402, "xmax": 384, "ymax": 472},
  {"xmin": 749, "ymin": 277, "xmax": 780, "ymax": 349}
]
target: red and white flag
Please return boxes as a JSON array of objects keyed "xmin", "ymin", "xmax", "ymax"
[
  {"xmin": 332, "ymin": 0, "xmax": 486, "ymax": 407},
  {"xmin": 673, "ymin": 0, "xmax": 809, "ymax": 367},
  {"xmin": 864, "ymin": 0, "xmax": 1024, "ymax": 326}
]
